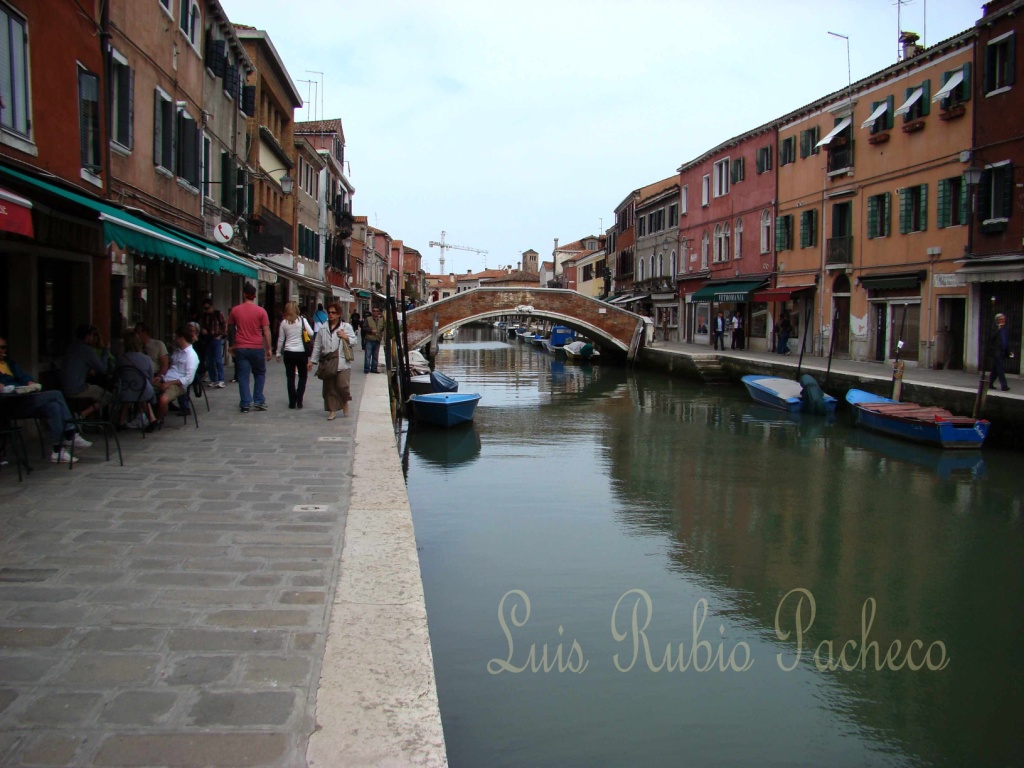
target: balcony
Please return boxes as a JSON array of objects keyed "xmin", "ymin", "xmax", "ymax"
[
  {"xmin": 827, "ymin": 140, "xmax": 854, "ymax": 174},
  {"xmin": 826, "ymin": 235, "xmax": 853, "ymax": 267},
  {"xmin": 248, "ymin": 206, "xmax": 293, "ymax": 257}
]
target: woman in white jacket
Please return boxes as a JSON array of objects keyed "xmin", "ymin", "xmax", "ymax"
[
  {"xmin": 307, "ymin": 300, "xmax": 357, "ymax": 420},
  {"xmin": 275, "ymin": 302, "xmax": 315, "ymax": 409}
]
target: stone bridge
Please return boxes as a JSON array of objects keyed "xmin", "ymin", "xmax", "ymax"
[{"xmin": 403, "ymin": 287, "xmax": 648, "ymax": 361}]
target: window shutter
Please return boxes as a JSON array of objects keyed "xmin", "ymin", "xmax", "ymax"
[
  {"xmin": 899, "ymin": 188, "xmax": 910, "ymax": 233},
  {"xmin": 191, "ymin": 120, "xmax": 201, "ymax": 187},
  {"xmin": 756, "ymin": 150, "xmax": 764, "ymax": 174},
  {"xmin": 999, "ymin": 166, "xmax": 1014, "ymax": 217},
  {"xmin": 221, "ymin": 152, "xmax": 233, "ymax": 211},
  {"xmin": 961, "ymin": 62, "xmax": 972, "ymax": 102},
  {"xmin": 921, "ymin": 79, "xmax": 931, "ymax": 116},
  {"xmin": 225, "ymin": 64, "xmax": 237, "ymax": 98},
  {"xmin": 166, "ymin": 101, "xmax": 175, "ymax": 171},
  {"xmin": 799, "ymin": 131, "xmax": 808, "ymax": 158},
  {"xmin": 731, "ymin": 160, "xmax": 740, "ymax": 184},
  {"xmin": 919, "ymin": 184, "xmax": 927, "ymax": 230},
  {"xmin": 799, "ymin": 211, "xmax": 808, "ymax": 248},
  {"xmin": 242, "ymin": 85, "xmax": 256, "ymax": 116},
  {"xmin": 175, "ymin": 112, "xmax": 185, "ymax": 177},
  {"xmin": 207, "ymin": 39, "xmax": 227, "ymax": 77},
  {"xmin": 775, "ymin": 216, "xmax": 787, "ymax": 251},
  {"xmin": 867, "ymin": 196, "xmax": 878, "ymax": 239},
  {"xmin": 984, "ymin": 46, "xmax": 995, "ymax": 93},
  {"xmin": 937, "ymin": 178, "xmax": 950, "ymax": 228},
  {"xmin": 1007, "ymin": 35, "xmax": 1017, "ymax": 87},
  {"xmin": 153, "ymin": 90, "xmax": 162, "ymax": 165},
  {"xmin": 236, "ymin": 167, "xmax": 247, "ymax": 215},
  {"xmin": 78, "ymin": 75, "xmax": 89, "ymax": 167},
  {"xmin": 126, "ymin": 67, "xmax": 135, "ymax": 149},
  {"xmin": 880, "ymin": 192, "xmax": 889, "ymax": 236}
]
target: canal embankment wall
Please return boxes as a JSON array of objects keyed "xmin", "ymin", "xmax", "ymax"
[
  {"xmin": 307, "ymin": 371, "xmax": 448, "ymax": 767},
  {"xmin": 637, "ymin": 344, "xmax": 1024, "ymax": 451}
]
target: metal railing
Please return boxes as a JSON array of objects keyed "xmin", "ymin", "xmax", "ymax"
[{"xmin": 826, "ymin": 235, "xmax": 853, "ymax": 266}]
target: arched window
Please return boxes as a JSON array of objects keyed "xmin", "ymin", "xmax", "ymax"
[
  {"xmin": 734, "ymin": 218, "xmax": 743, "ymax": 259},
  {"xmin": 180, "ymin": 0, "xmax": 201, "ymax": 47},
  {"xmin": 833, "ymin": 273, "xmax": 851, "ymax": 293},
  {"xmin": 658, "ymin": 253, "xmax": 664, "ymax": 277},
  {"xmin": 670, "ymin": 250, "xmax": 677, "ymax": 277},
  {"xmin": 639, "ymin": 257, "xmax": 645, "ymax": 281},
  {"xmin": 714, "ymin": 224, "xmax": 723, "ymax": 262},
  {"xmin": 723, "ymin": 224, "xmax": 731, "ymax": 262},
  {"xmin": 760, "ymin": 210, "xmax": 772, "ymax": 254},
  {"xmin": 701, "ymin": 231, "xmax": 710, "ymax": 270}
]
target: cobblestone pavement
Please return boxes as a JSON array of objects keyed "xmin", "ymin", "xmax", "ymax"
[{"xmin": 0, "ymin": 364, "xmax": 367, "ymax": 767}]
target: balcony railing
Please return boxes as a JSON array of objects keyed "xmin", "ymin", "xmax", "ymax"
[
  {"xmin": 827, "ymin": 140, "xmax": 854, "ymax": 173},
  {"xmin": 248, "ymin": 206, "xmax": 293, "ymax": 257},
  {"xmin": 826, "ymin": 235, "xmax": 853, "ymax": 266}
]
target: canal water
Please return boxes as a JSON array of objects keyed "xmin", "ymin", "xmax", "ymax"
[{"xmin": 399, "ymin": 326, "xmax": 1024, "ymax": 768}]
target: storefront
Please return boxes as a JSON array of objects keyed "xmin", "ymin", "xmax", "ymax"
[
  {"xmin": 955, "ymin": 256, "xmax": 1023, "ymax": 374},
  {"xmin": 860, "ymin": 271, "xmax": 925, "ymax": 365},
  {"xmin": 686, "ymin": 280, "xmax": 766, "ymax": 348},
  {"xmin": 750, "ymin": 283, "xmax": 817, "ymax": 355}
]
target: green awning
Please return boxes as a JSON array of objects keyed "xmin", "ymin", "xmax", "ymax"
[
  {"xmin": 356, "ymin": 289, "xmax": 372, "ymax": 298},
  {"xmin": 143, "ymin": 218, "xmax": 258, "ymax": 279},
  {"xmin": 689, "ymin": 280, "xmax": 766, "ymax": 302},
  {"xmin": 0, "ymin": 164, "xmax": 219, "ymax": 273},
  {"xmin": 860, "ymin": 271, "xmax": 925, "ymax": 291}
]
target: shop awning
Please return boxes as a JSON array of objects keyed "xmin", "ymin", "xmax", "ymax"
[
  {"xmin": 142, "ymin": 218, "xmax": 259, "ymax": 279},
  {"xmin": 955, "ymin": 257, "xmax": 1024, "ymax": 283},
  {"xmin": 932, "ymin": 69, "xmax": 964, "ymax": 102},
  {"xmin": 894, "ymin": 87, "xmax": 924, "ymax": 117},
  {"xmin": 332, "ymin": 287, "xmax": 353, "ymax": 301},
  {"xmin": 861, "ymin": 102, "xmax": 889, "ymax": 130},
  {"xmin": 815, "ymin": 117, "xmax": 852, "ymax": 148},
  {"xmin": 689, "ymin": 280, "xmax": 766, "ymax": 302},
  {"xmin": 0, "ymin": 186, "xmax": 33, "ymax": 238},
  {"xmin": 356, "ymin": 289, "xmax": 372, "ymax": 298},
  {"xmin": 607, "ymin": 294, "xmax": 634, "ymax": 305},
  {"xmin": 271, "ymin": 264, "xmax": 332, "ymax": 293},
  {"xmin": 0, "ymin": 164, "xmax": 219, "ymax": 272},
  {"xmin": 860, "ymin": 271, "xmax": 925, "ymax": 290},
  {"xmin": 751, "ymin": 284, "xmax": 816, "ymax": 302}
]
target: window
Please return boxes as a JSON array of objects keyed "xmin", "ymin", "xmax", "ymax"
[
  {"xmin": 760, "ymin": 210, "xmax": 771, "ymax": 253},
  {"xmin": 734, "ymin": 218, "xmax": 743, "ymax": 259},
  {"xmin": 179, "ymin": 0, "xmax": 200, "ymax": 48},
  {"xmin": 637, "ymin": 215, "xmax": 645, "ymax": 237},
  {"xmin": 799, "ymin": 127, "xmax": 820, "ymax": 157},
  {"xmin": 202, "ymin": 133, "xmax": 211, "ymax": 199},
  {"xmin": 799, "ymin": 209, "xmax": 817, "ymax": 248},
  {"xmin": 681, "ymin": 186, "xmax": 688, "ymax": 214},
  {"xmin": 668, "ymin": 203, "xmax": 678, "ymax": 224},
  {"xmin": 78, "ymin": 68, "xmax": 101, "ymax": 172},
  {"xmin": 582, "ymin": 264, "xmax": 594, "ymax": 281},
  {"xmin": 899, "ymin": 184, "xmax": 928, "ymax": 233},
  {"xmin": 701, "ymin": 231, "xmax": 709, "ymax": 270},
  {"xmin": 779, "ymin": 136, "xmax": 797, "ymax": 166},
  {"xmin": 713, "ymin": 157, "xmax": 730, "ymax": 197},
  {"xmin": 638, "ymin": 256, "xmax": 645, "ymax": 281},
  {"xmin": 701, "ymin": 175, "xmax": 710, "ymax": 206},
  {"xmin": 756, "ymin": 145, "xmax": 772, "ymax": 173},
  {"xmin": 977, "ymin": 162, "xmax": 1014, "ymax": 229},
  {"xmin": 864, "ymin": 96, "xmax": 894, "ymax": 134},
  {"xmin": 153, "ymin": 89, "xmax": 174, "ymax": 171},
  {"xmin": 159, "ymin": 0, "xmax": 171, "ymax": 10},
  {"xmin": 937, "ymin": 64, "xmax": 972, "ymax": 109},
  {"xmin": 775, "ymin": 214, "xmax": 793, "ymax": 251},
  {"xmin": 176, "ymin": 108, "xmax": 200, "ymax": 188},
  {"xmin": 898, "ymin": 80, "xmax": 930, "ymax": 122},
  {"xmin": 984, "ymin": 32, "xmax": 1016, "ymax": 94},
  {"xmin": 649, "ymin": 255, "xmax": 655, "ymax": 278},
  {"xmin": 731, "ymin": 156, "xmax": 745, "ymax": 184},
  {"xmin": 0, "ymin": 5, "xmax": 29, "ymax": 137},
  {"xmin": 670, "ymin": 250, "xmax": 676, "ymax": 277},
  {"xmin": 110, "ymin": 50, "xmax": 134, "ymax": 150},
  {"xmin": 657, "ymin": 253, "xmax": 663, "ymax": 277},
  {"xmin": 937, "ymin": 176, "xmax": 966, "ymax": 228},
  {"xmin": 866, "ymin": 192, "xmax": 891, "ymax": 238}
]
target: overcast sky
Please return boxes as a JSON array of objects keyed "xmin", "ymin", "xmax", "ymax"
[{"xmin": 219, "ymin": 0, "xmax": 984, "ymax": 275}]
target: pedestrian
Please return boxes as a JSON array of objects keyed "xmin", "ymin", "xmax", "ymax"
[
  {"xmin": 308, "ymin": 301, "xmax": 357, "ymax": 420},
  {"xmin": 777, "ymin": 312, "xmax": 792, "ymax": 355},
  {"xmin": 360, "ymin": 306, "xmax": 386, "ymax": 373},
  {"xmin": 199, "ymin": 298, "xmax": 227, "ymax": 388},
  {"xmin": 275, "ymin": 301, "xmax": 314, "ymax": 409},
  {"xmin": 350, "ymin": 310, "xmax": 361, "ymax": 338},
  {"xmin": 228, "ymin": 282, "xmax": 272, "ymax": 413},
  {"xmin": 732, "ymin": 312, "xmax": 744, "ymax": 350},
  {"xmin": 988, "ymin": 312, "xmax": 1012, "ymax": 391},
  {"xmin": 713, "ymin": 311, "xmax": 726, "ymax": 350},
  {"xmin": 312, "ymin": 303, "xmax": 329, "ymax": 334}
]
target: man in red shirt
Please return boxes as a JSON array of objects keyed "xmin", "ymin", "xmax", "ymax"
[{"xmin": 227, "ymin": 283, "xmax": 272, "ymax": 413}]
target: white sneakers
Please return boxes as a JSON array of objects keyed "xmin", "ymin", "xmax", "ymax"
[
  {"xmin": 49, "ymin": 448, "xmax": 79, "ymax": 464},
  {"xmin": 67, "ymin": 434, "xmax": 92, "ymax": 449}
]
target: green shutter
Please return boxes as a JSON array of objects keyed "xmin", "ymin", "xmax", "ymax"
[
  {"xmin": 937, "ymin": 178, "xmax": 950, "ymax": 229},
  {"xmin": 959, "ymin": 179, "xmax": 968, "ymax": 224},
  {"xmin": 899, "ymin": 188, "xmax": 910, "ymax": 234},
  {"xmin": 799, "ymin": 130, "xmax": 808, "ymax": 158},
  {"xmin": 999, "ymin": 166, "xmax": 1014, "ymax": 218},
  {"xmin": 756, "ymin": 151, "xmax": 764, "ymax": 174},
  {"xmin": 775, "ymin": 216, "xmax": 787, "ymax": 251},
  {"xmin": 221, "ymin": 152, "xmax": 234, "ymax": 212},
  {"xmin": 867, "ymin": 196, "xmax": 879, "ymax": 239},
  {"xmin": 961, "ymin": 62, "xmax": 972, "ymax": 102},
  {"xmin": 919, "ymin": 184, "xmax": 927, "ymax": 230},
  {"xmin": 921, "ymin": 80, "xmax": 931, "ymax": 116},
  {"xmin": 882, "ymin": 192, "xmax": 890, "ymax": 236},
  {"xmin": 799, "ymin": 211, "xmax": 808, "ymax": 247}
]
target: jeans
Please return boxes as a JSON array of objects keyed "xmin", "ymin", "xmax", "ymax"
[
  {"xmin": 712, "ymin": 330, "xmax": 724, "ymax": 350},
  {"xmin": 205, "ymin": 337, "xmax": 225, "ymax": 383},
  {"xmin": 282, "ymin": 350, "xmax": 308, "ymax": 406},
  {"xmin": 778, "ymin": 333, "xmax": 790, "ymax": 354},
  {"xmin": 235, "ymin": 348, "xmax": 267, "ymax": 408},
  {"xmin": 990, "ymin": 355, "xmax": 1008, "ymax": 389},
  {"xmin": 364, "ymin": 339, "xmax": 381, "ymax": 372},
  {"xmin": 25, "ymin": 391, "xmax": 73, "ymax": 446}
]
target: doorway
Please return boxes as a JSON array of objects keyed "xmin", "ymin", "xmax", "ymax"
[
  {"xmin": 873, "ymin": 303, "xmax": 887, "ymax": 361},
  {"xmin": 831, "ymin": 274, "xmax": 850, "ymax": 357},
  {"xmin": 937, "ymin": 297, "xmax": 966, "ymax": 370}
]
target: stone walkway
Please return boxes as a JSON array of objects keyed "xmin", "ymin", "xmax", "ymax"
[{"xmin": 0, "ymin": 366, "xmax": 365, "ymax": 766}]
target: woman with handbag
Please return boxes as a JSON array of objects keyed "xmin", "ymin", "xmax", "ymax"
[
  {"xmin": 275, "ymin": 301, "xmax": 315, "ymax": 409},
  {"xmin": 307, "ymin": 301, "xmax": 357, "ymax": 420}
]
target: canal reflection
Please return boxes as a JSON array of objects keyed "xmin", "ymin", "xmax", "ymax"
[{"xmin": 402, "ymin": 327, "xmax": 1024, "ymax": 768}]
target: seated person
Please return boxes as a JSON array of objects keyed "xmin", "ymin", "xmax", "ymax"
[
  {"xmin": 186, "ymin": 321, "xmax": 208, "ymax": 392},
  {"xmin": 115, "ymin": 331, "xmax": 156, "ymax": 429},
  {"xmin": 135, "ymin": 323, "xmax": 169, "ymax": 378},
  {"xmin": 150, "ymin": 326, "xmax": 199, "ymax": 431},
  {"xmin": 0, "ymin": 335, "xmax": 91, "ymax": 464},
  {"xmin": 59, "ymin": 324, "xmax": 111, "ymax": 418}
]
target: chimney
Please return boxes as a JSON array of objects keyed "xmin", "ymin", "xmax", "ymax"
[
  {"xmin": 517, "ymin": 261, "xmax": 521, "ymax": 271},
  {"xmin": 899, "ymin": 31, "xmax": 922, "ymax": 60},
  {"xmin": 554, "ymin": 238, "xmax": 559, "ymax": 253}
]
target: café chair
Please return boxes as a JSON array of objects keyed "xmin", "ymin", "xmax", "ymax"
[
  {"xmin": 63, "ymin": 382, "xmax": 123, "ymax": 469},
  {"xmin": 115, "ymin": 365, "xmax": 156, "ymax": 439},
  {"xmin": 0, "ymin": 424, "xmax": 30, "ymax": 481}
]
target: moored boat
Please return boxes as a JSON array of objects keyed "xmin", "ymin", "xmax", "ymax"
[
  {"xmin": 563, "ymin": 341, "xmax": 599, "ymax": 361},
  {"xmin": 741, "ymin": 375, "xmax": 837, "ymax": 414},
  {"xmin": 409, "ymin": 393, "xmax": 482, "ymax": 428},
  {"xmin": 845, "ymin": 389, "xmax": 989, "ymax": 449},
  {"xmin": 408, "ymin": 370, "xmax": 459, "ymax": 395}
]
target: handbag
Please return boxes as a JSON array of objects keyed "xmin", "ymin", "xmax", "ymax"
[
  {"xmin": 341, "ymin": 336, "xmax": 354, "ymax": 362},
  {"xmin": 301, "ymin": 318, "xmax": 314, "ymax": 356},
  {"xmin": 316, "ymin": 350, "xmax": 339, "ymax": 380}
]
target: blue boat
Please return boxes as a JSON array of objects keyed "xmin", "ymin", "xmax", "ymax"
[
  {"xmin": 409, "ymin": 393, "xmax": 482, "ymax": 428},
  {"xmin": 845, "ymin": 389, "xmax": 989, "ymax": 449},
  {"xmin": 741, "ymin": 375, "xmax": 837, "ymax": 413}
]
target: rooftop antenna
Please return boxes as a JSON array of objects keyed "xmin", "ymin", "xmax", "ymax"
[
  {"xmin": 894, "ymin": 0, "xmax": 915, "ymax": 58},
  {"xmin": 297, "ymin": 79, "xmax": 317, "ymax": 120},
  {"xmin": 306, "ymin": 70, "xmax": 324, "ymax": 121},
  {"xmin": 827, "ymin": 31, "xmax": 852, "ymax": 107}
]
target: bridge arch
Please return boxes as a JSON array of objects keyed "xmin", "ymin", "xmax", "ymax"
[{"xmin": 403, "ymin": 287, "xmax": 647, "ymax": 360}]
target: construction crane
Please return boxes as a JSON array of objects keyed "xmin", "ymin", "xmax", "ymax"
[{"xmin": 428, "ymin": 231, "xmax": 488, "ymax": 274}]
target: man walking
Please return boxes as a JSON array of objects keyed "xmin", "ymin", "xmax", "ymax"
[
  {"xmin": 199, "ymin": 299, "xmax": 227, "ymax": 388},
  {"xmin": 988, "ymin": 312, "xmax": 1012, "ymax": 391},
  {"xmin": 228, "ymin": 283, "xmax": 272, "ymax": 412},
  {"xmin": 360, "ymin": 306, "xmax": 386, "ymax": 373},
  {"xmin": 731, "ymin": 312, "xmax": 744, "ymax": 350}
]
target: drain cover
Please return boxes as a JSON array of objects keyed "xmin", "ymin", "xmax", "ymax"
[
  {"xmin": 317, "ymin": 436, "xmax": 345, "ymax": 442},
  {"xmin": 293, "ymin": 504, "xmax": 329, "ymax": 512}
]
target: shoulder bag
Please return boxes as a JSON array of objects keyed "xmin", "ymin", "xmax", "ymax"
[
  {"xmin": 315, "ymin": 329, "xmax": 340, "ymax": 380},
  {"xmin": 301, "ymin": 318, "xmax": 314, "ymax": 357},
  {"xmin": 340, "ymin": 329, "xmax": 355, "ymax": 362}
]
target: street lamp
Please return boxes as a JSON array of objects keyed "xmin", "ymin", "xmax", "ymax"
[{"xmin": 962, "ymin": 164, "xmax": 982, "ymax": 258}]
